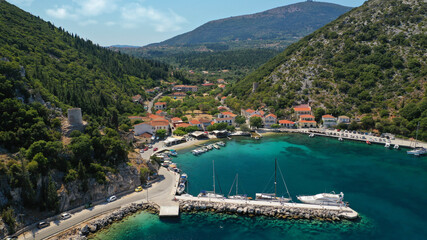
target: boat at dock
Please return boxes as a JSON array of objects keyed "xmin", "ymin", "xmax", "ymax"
[
  {"xmin": 407, "ymin": 147, "xmax": 427, "ymax": 156},
  {"xmin": 228, "ymin": 173, "xmax": 251, "ymax": 200},
  {"xmin": 255, "ymin": 158, "xmax": 292, "ymax": 202},
  {"xmin": 393, "ymin": 144, "xmax": 399, "ymax": 150},
  {"xmin": 176, "ymin": 183, "xmax": 186, "ymax": 195},
  {"xmin": 384, "ymin": 142, "xmax": 391, "ymax": 148},
  {"xmin": 213, "ymin": 144, "xmax": 220, "ymax": 149},
  {"xmin": 309, "ymin": 133, "xmax": 315, "ymax": 138},
  {"xmin": 197, "ymin": 160, "xmax": 225, "ymax": 199},
  {"xmin": 297, "ymin": 191, "xmax": 345, "ymax": 206},
  {"xmin": 217, "ymin": 141, "xmax": 226, "ymax": 147},
  {"xmin": 180, "ymin": 173, "xmax": 188, "ymax": 184}
]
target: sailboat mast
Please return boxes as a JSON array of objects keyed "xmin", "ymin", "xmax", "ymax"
[
  {"xmin": 213, "ymin": 160, "xmax": 216, "ymax": 194},
  {"xmin": 236, "ymin": 173, "xmax": 238, "ymax": 196},
  {"xmin": 274, "ymin": 158, "xmax": 277, "ymax": 198}
]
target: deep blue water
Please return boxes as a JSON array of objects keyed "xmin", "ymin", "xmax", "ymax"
[{"xmin": 92, "ymin": 134, "xmax": 427, "ymax": 240}]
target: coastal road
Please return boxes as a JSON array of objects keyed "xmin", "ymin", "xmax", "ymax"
[
  {"xmin": 147, "ymin": 92, "xmax": 163, "ymax": 114},
  {"xmin": 20, "ymin": 168, "xmax": 177, "ymax": 240}
]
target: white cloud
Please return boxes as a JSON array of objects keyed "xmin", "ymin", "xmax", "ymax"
[
  {"xmin": 79, "ymin": 19, "xmax": 98, "ymax": 26},
  {"xmin": 8, "ymin": 0, "xmax": 34, "ymax": 6},
  {"xmin": 105, "ymin": 21, "xmax": 116, "ymax": 26},
  {"xmin": 121, "ymin": 4, "xmax": 186, "ymax": 32},
  {"xmin": 72, "ymin": 0, "xmax": 117, "ymax": 16},
  {"xmin": 46, "ymin": 6, "xmax": 78, "ymax": 20}
]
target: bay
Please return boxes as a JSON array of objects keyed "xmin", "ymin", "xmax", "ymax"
[{"xmin": 92, "ymin": 134, "xmax": 427, "ymax": 240}]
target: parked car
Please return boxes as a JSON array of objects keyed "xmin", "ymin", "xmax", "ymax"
[
  {"xmin": 153, "ymin": 147, "xmax": 158, "ymax": 151},
  {"xmin": 107, "ymin": 195, "xmax": 117, "ymax": 202},
  {"xmin": 61, "ymin": 213, "xmax": 72, "ymax": 220},
  {"xmin": 143, "ymin": 183, "xmax": 152, "ymax": 188},
  {"xmin": 135, "ymin": 186, "xmax": 143, "ymax": 192},
  {"xmin": 37, "ymin": 221, "xmax": 50, "ymax": 229},
  {"xmin": 139, "ymin": 149, "xmax": 144, "ymax": 153},
  {"xmin": 144, "ymin": 147, "xmax": 149, "ymax": 151}
]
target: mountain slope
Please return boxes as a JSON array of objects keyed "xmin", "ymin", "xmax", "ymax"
[
  {"xmin": 0, "ymin": 0, "xmax": 174, "ymax": 121},
  {"xmin": 151, "ymin": 1, "xmax": 352, "ymax": 47},
  {"xmin": 227, "ymin": 0, "xmax": 427, "ymax": 139}
]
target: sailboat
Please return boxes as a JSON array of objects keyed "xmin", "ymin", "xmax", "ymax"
[
  {"xmin": 197, "ymin": 160, "xmax": 224, "ymax": 198},
  {"xmin": 228, "ymin": 173, "xmax": 250, "ymax": 200},
  {"xmin": 255, "ymin": 158, "xmax": 292, "ymax": 202},
  {"xmin": 407, "ymin": 122, "xmax": 427, "ymax": 156}
]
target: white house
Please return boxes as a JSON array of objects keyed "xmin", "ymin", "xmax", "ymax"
[
  {"xmin": 338, "ymin": 116, "xmax": 350, "ymax": 124},
  {"xmin": 214, "ymin": 117, "xmax": 234, "ymax": 126},
  {"xmin": 322, "ymin": 115, "xmax": 337, "ymax": 128},
  {"xmin": 279, "ymin": 120, "xmax": 296, "ymax": 128},
  {"xmin": 263, "ymin": 114, "xmax": 277, "ymax": 128},
  {"xmin": 154, "ymin": 102, "xmax": 167, "ymax": 110},
  {"xmin": 134, "ymin": 123, "xmax": 153, "ymax": 136},
  {"xmin": 190, "ymin": 119, "xmax": 203, "ymax": 129}
]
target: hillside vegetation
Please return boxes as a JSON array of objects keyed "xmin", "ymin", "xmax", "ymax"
[
  {"xmin": 227, "ymin": 0, "xmax": 427, "ymax": 140},
  {"xmin": 0, "ymin": 0, "xmax": 163, "ymax": 230}
]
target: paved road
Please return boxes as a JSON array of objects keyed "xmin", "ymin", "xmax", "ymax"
[
  {"xmin": 147, "ymin": 92, "xmax": 163, "ymax": 114},
  {"xmin": 20, "ymin": 168, "xmax": 177, "ymax": 240}
]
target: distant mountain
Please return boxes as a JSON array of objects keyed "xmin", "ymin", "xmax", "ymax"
[
  {"xmin": 109, "ymin": 45, "xmax": 140, "ymax": 48},
  {"xmin": 148, "ymin": 1, "xmax": 352, "ymax": 48},
  {"xmin": 227, "ymin": 0, "xmax": 427, "ymax": 140}
]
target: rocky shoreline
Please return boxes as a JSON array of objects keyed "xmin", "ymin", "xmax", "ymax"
[
  {"xmin": 54, "ymin": 203, "xmax": 158, "ymax": 240},
  {"xmin": 179, "ymin": 200, "xmax": 358, "ymax": 221}
]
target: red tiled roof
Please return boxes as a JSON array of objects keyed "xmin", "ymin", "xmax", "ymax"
[
  {"xmin": 246, "ymin": 109, "xmax": 255, "ymax": 113},
  {"xmin": 218, "ymin": 84, "xmax": 226, "ymax": 88},
  {"xmin": 150, "ymin": 119, "xmax": 169, "ymax": 126},
  {"xmin": 198, "ymin": 118, "xmax": 212, "ymax": 123},
  {"xmin": 155, "ymin": 102, "xmax": 166, "ymax": 105},
  {"xmin": 215, "ymin": 117, "xmax": 234, "ymax": 121},
  {"xmin": 140, "ymin": 132, "xmax": 152, "ymax": 138},
  {"xmin": 148, "ymin": 114, "xmax": 164, "ymax": 119},
  {"xmin": 218, "ymin": 106, "xmax": 227, "ymax": 110},
  {"xmin": 156, "ymin": 110, "xmax": 163, "ymax": 114},
  {"xmin": 221, "ymin": 96, "xmax": 227, "ymax": 99},
  {"xmin": 132, "ymin": 94, "xmax": 141, "ymax": 100},
  {"xmin": 171, "ymin": 117, "xmax": 182, "ymax": 123},
  {"xmin": 279, "ymin": 120, "xmax": 295, "ymax": 124},
  {"xmin": 222, "ymin": 111, "xmax": 236, "ymax": 117},
  {"xmin": 299, "ymin": 120, "xmax": 317, "ymax": 123},
  {"xmin": 294, "ymin": 107, "xmax": 311, "ymax": 112},
  {"xmin": 322, "ymin": 115, "xmax": 336, "ymax": 119},
  {"xmin": 190, "ymin": 119, "xmax": 201, "ymax": 125},
  {"xmin": 265, "ymin": 113, "xmax": 277, "ymax": 119},
  {"xmin": 338, "ymin": 116, "xmax": 350, "ymax": 119},
  {"xmin": 176, "ymin": 123, "xmax": 191, "ymax": 128},
  {"xmin": 202, "ymin": 83, "xmax": 214, "ymax": 86},
  {"xmin": 300, "ymin": 115, "xmax": 315, "ymax": 119},
  {"xmin": 251, "ymin": 114, "xmax": 263, "ymax": 118},
  {"xmin": 259, "ymin": 110, "xmax": 265, "ymax": 116}
]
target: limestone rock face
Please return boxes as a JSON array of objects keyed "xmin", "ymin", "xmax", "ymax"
[{"xmin": 58, "ymin": 163, "xmax": 140, "ymax": 211}]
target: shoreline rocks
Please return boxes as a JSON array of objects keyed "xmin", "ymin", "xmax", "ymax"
[
  {"xmin": 179, "ymin": 200, "xmax": 357, "ymax": 221},
  {"xmin": 56, "ymin": 203, "xmax": 158, "ymax": 240}
]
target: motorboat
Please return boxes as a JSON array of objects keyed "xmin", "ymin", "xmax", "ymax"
[
  {"xmin": 366, "ymin": 140, "xmax": 371, "ymax": 145},
  {"xmin": 393, "ymin": 144, "xmax": 399, "ymax": 150},
  {"xmin": 338, "ymin": 137, "xmax": 343, "ymax": 141},
  {"xmin": 407, "ymin": 147, "xmax": 427, "ymax": 156},
  {"xmin": 255, "ymin": 193, "xmax": 291, "ymax": 202},
  {"xmin": 207, "ymin": 145, "xmax": 213, "ymax": 150},
  {"xmin": 170, "ymin": 150, "xmax": 178, "ymax": 156},
  {"xmin": 309, "ymin": 133, "xmax": 315, "ymax": 138},
  {"xmin": 180, "ymin": 173, "xmax": 188, "ymax": 184},
  {"xmin": 217, "ymin": 141, "xmax": 226, "ymax": 147},
  {"xmin": 384, "ymin": 142, "xmax": 391, "ymax": 148},
  {"xmin": 192, "ymin": 150, "xmax": 200, "ymax": 155},
  {"xmin": 176, "ymin": 183, "xmax": 185, "ymax": 195},
  {"xmin": 297, "ymin": 192, "xmax": 344, "ymax": 206},
  {"xmin": 213, "ymin": 144, "xmax": 220, "ymax": 149}
]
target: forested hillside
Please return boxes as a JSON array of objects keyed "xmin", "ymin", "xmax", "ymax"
[
  {"xmin": 0, "ymin": 0, "xmax": 165, "ymax": 232},
  {"xmin": 227, "ymin": 0, "xmax": 427, "ymax": 140}
]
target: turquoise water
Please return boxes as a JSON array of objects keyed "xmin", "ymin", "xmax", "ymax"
[{"xmin": 92, "ymin": 134, "xmax": 427, "ymax": 240}]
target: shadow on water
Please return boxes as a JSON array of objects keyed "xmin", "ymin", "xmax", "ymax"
[{"xmin": 159, "ymin": 217, "xmax": 182, "ymax": 224}]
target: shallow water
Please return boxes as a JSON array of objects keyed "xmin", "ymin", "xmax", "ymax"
[{"xmin": 92, "ymin": 134, "xmax": 427, "ymax": 240}]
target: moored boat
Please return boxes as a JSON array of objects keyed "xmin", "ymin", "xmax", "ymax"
[
  {"xmin": 393, "ymin": 144, "xmax": 399, "ymax": 150},
  {"xmin": 255, "ymin": 158, "xmax": 292, "ymax": 203},
  {"xmin": 176, "ymin": 183, "xmax": 185, "ymax": 195},
  {"xmin": 297, "ymin": 191, "xmax": 345, "ymax": 206},
  {"xmin": 384, "ymin": 142, "xmax": 391, "ymax": 148},
  {"xmin": 407, "ymin": 147, "xmax": 427, "ymax": 156}
]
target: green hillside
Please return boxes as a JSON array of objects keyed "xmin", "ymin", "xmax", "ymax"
[
  {"xmin": 150, "ymin": 1, "xmax": 351, "ymax": 47},
  {"xmin": 227, "ymin": 0, "xmax": 427, "ymax": 139}
]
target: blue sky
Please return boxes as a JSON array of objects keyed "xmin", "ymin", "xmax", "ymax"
[{"xmin": 8, "ymin": 0, "xmax": 366, "ymax": 46}]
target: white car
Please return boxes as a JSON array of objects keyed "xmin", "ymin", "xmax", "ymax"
[
  {"xmin": 107, "ymin": 195, "xmax": 117, "ymax": 202},
  {"xmin": 61, "ymin": 213, "xmax": 71, "ymax": 220}
]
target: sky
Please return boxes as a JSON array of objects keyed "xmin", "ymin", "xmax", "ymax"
[{"xmin": 8, "ymin": 0, "xmax": 367, "ymax": 46}]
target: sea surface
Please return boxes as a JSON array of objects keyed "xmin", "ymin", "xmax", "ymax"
[{"xmin": 92, "ymin": 134, "xmax": 427, "ymax": 240}]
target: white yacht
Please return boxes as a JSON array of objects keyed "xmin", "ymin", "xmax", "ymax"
[
  {"xmin": 393, "ymin": 144, "xmax": 399, "ymax": 150},
  {"xmin": 198, "ymin": 160, "xmax": 224, "ymax": 199},
  {"xmin": 407, "ymin": 147, "xmax": 427, "ymax": 156},
  {"xmin": 297, "ymin": 192, "xmax": 344, "ymax": 205},
  {"xmin": 384, "ymin": 142, "xmax": 391, "ymax": 148},
  {"xmin": 213, "ymin": 144, "xmax": 220, "ymax": 149},
  {"xmin": 309, "ymin": 133, "xmax": 315, "ymax": 138},
  {"xmin": 255, "ymin": 158, "xmax": 292, "ymax": 203}
]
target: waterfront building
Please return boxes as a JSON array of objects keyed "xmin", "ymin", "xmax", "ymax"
[
  {"xmin": 264, "ymin": 114, "xmax": 277, "ymax": 128},
  {"xmin": 293, "ymin": 104, "xmax": 312, "ymax": 117},
  {"xmin": 213, "ymin": 117, "xmax": 234, "ymax": 126},
  {"xmin": 338, "ymin": 116, "xmax": 350, "ymax": 124},
  {"xmin": 218, "ymin": 111, "xmax": 237, "ymax": 119},
  {"xmin": 322, "ymin": 115, "xmax": 337, "ymax": 128},
  {"xmin": 298, "ymin": 114, "xmax": 317, "ymax": 128},
  {"xmin": 279, "ymin": 120, "xmax": 296, "ymax": 128},
  {"xmin": 190, "ymin": 119, "xmax": 203, "ymax": 129}
]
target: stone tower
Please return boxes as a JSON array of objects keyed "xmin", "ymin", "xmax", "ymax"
[
  {"xmin": 68, "ymin": 108, "xmax": 83, "ymax": 125},
  {"xmin": 252, "ymin": 82, "xmax": 259, "ymax": 93}
]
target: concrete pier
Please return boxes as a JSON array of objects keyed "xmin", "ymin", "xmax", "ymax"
[
  {"xmin": 176, "ymin": 195, "xmax": 359, "ymax": 220},
  {"xmin": 159, "ymin": 205, "xmax": 180, "ymax": 217}
]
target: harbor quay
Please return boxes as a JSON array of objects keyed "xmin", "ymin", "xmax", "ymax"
[{"xmin": 174, "ymin": 195, "xmax": 359, "ymax": 221}]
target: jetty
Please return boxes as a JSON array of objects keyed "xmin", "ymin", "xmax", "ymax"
[{"xmin": 175, "ymin": 195, "xmax": 358, "ymax": 220}]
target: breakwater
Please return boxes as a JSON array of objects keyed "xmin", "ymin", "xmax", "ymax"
[{"xmin": 177, "ymin": 197, "xmax": 358, "ymax": 221}]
